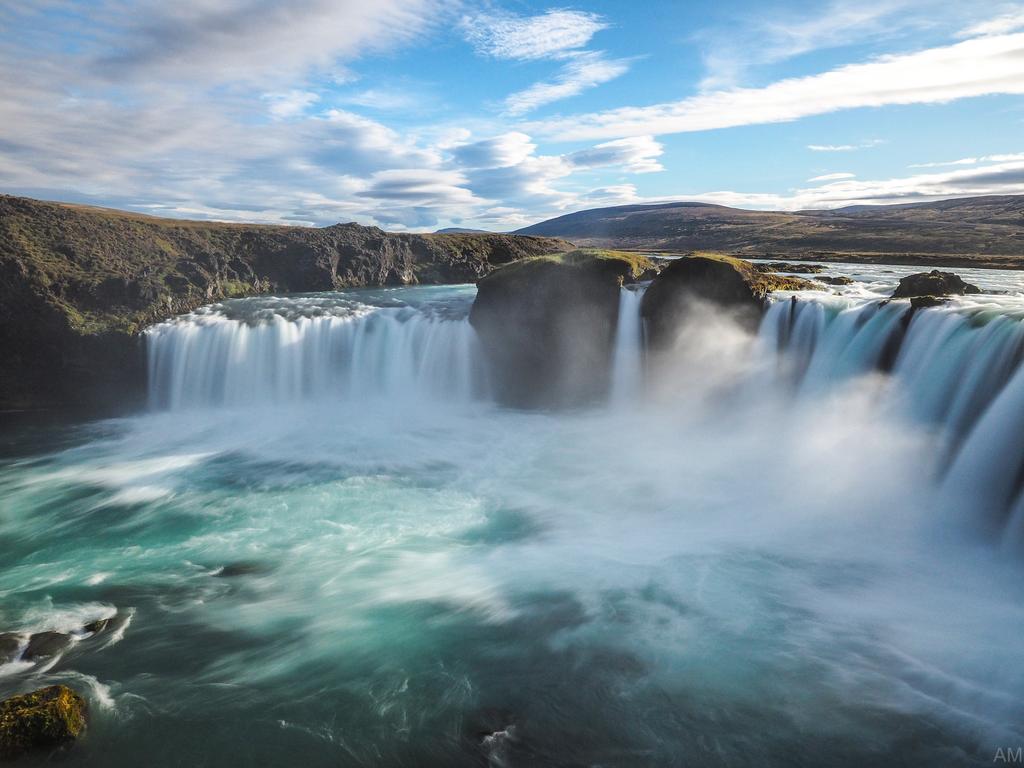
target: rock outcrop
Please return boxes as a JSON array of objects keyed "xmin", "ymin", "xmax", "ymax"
[
  {"xmin": 890, "ymin": 270, "xmax": 981, "ymax": 300},
  {"xmin": 0, "ymin": 686, "xmax": 87, "ymax": 759},
  {"xmin": 0, "ymin": 195, "xmax": 571, "ymax": 410},
  {"xmin": 641, "ymin": 253, "xmax": 814, "ymax": 348},
  {"xmin": 469, "ymin": 249, "xmax": 654, "ymax": 407}
]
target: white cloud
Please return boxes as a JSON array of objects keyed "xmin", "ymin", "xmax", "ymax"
[
  {"xmin": 808, "ymin": 140, "xmax": 884, "ymax": 152},
  {"xmin": 91, "ymin": 0, "xmax": 448, "ymax": 85},
  {"xmin": 338, "ymin": 88, "xmax": 420, "ymax": 111},
  {"xmin": 909, "ymin": 151, "xmax": 1024, "ymax": 167},
  {"xmin": 444, "ymin": 133, "xmax": 662, "ymax": 225},
  {"xmin": 357, "ymin": 168, "xmax": 478, "ymax": 204},
  {"xmin": 530, "ymin": 32, "xmax": 1024, "ymax": 140},
  {"xmin": 655, "ymin": 158, "xmax": 1024, "ymax": 211},
  {"xmin": 579, "ymin": 184, "xmax": 640, "ymax": 204},
  {"xmin": 264, "ymin": 90, "xmax": 320, "ymax": 119},
  {"xmin": 460, "ymin": 9, "xmax": 606, "ymax": 61},
  {"xmin": 697, "ymin": 0, "xmax": 920, "ymax": 89},
  {"xmin": 460, "ymin": 8, "xmax": 627, "ymax": 115},
  {"xmin": 808, "ymin": 172, "xmax": 856, "ymax": 182},
  {"xmin": 504, "ymin": 52, "xmax": 630, "ymax": 115},
  {"xmin": 958, "ymin": 8, "xmax": 1024, "ymax": 37},
  {"xmin": 568, "ymin": 136, "xmax": 664, "ymax": 174},
  {"xmin": 451, "ymin": 133, "xmax": 537, "ymax": 169}
]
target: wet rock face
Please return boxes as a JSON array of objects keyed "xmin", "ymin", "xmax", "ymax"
[
  {"xmin": 891, "ymin": 270, "xmax": 981, "ymax": 299},
  {"xmin": 0, "ymin": 633, "xmax": 22, "ymax": 663},
  {"xmin": 0, "ymin": 685, "xmax": 87, "ymax": 759},
  {"xmin": 641, "ymin": 254, "xmax": 814, "ymax": 349},
  {"xmin": 22, "ymin": 631, "xmax": 72, "ymax": 662},
  {"xmin": 469, "ymin": 250, "xmax": 651, "ymax": 408}
]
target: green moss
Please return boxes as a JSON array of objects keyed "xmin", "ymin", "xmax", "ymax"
[
  {"xmin": 0, "ymin": 685, "xmax": 87, "ymax": 759},
  {"xmin": 491, "ymin": 248, "xmax": 655, "ymax": 280},
  {"xmin": 220, "ymin": 279, "xmax": 254, "ymax": 298},
  {"xmin": 686, "ymin": 251, "xmax": 817, "ymax": 292}
]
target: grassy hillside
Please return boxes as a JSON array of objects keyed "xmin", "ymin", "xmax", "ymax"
[
  {"xmin": 0, "ymin": 195, "xmax": 571, "ymax": 410},
  {"xmin": 515, "ymin": 196, "xmax": 1024, "ymax": 267}
]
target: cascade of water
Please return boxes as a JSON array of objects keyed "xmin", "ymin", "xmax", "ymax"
[
  {"xmin": 609, "ymin": 285, "xmax": 646, "ymax": 404},
  {"xmin": 146, "ymin": 287, "xmax": 1024, "ymax": 544},
  {"xmin": 760, "ymin": 297, "xmax": 1024, "ymax": 543},
  {"xmin": 146, "ymin": 301, "xmax": 488, "ymax": 410}
]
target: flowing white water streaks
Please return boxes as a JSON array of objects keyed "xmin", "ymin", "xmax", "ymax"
[
  {"xmin": 145, "ymin": 293, "xmax": 488, "ymax": 409},
  {"xmin": 762, "ymin": 296, "xmax": 1024, "ymax": 543},
  {"xmin": 610, "ymin": 285, "xmax": 646, "ymax": 405},
  {"xmin": 145, "ymin": 283, "xmax": 1024, "ymax": 544}
]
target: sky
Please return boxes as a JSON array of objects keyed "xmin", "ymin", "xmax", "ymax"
[{"xmin": 1, "ymin": 1, "xmax": 1023, "ymax": 231}]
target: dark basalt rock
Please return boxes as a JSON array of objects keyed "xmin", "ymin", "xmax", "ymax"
[
  {"xmin": 0, "ymin": 685, "xmax": 87, "ymax": 759},
  {"xmin": 818, "ymin": 275, "xmax": 854, "ymax": 286},
  {"xmin": 891, "ymin": 270, "xmax": 981, "ymax": 299},
  {"xmin": 469, "ymin": 249, "xmax": 653, "ymax": 408},
  {"xmin": 214, "ymin": 561, "xmax": 275, "ymax": 578},
  {"xmin": 909, "ymin": 295, "xmax": 949, "ymax": 309},
  {"xmin": 22, "ymin": 631, "xmax": 72, "ymax": 661},
  {"xmin": 82, "ymin": 612, "xmax": 127, "ymax": 638},
  {"xmin": 0, "ymin": 633, "xmax": 23, "ymax": 663},
  {"xmin": 641, "ymin": 253, "xmax": 815, "ymax": 348}
]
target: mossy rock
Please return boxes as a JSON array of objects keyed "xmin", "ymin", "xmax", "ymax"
[
  {"xmin": 641, "ymin": 252, "xmax": 815, "ymax": 348},
  {"xmin": 0, "ymin": 685, "xmax": 87, "ymax": 759},
  {"xmin": 470, "ymin": 249, "xmax": 651, "ymax": 407},
  {"xmin": 909, "ymin": 295, "xmax": 949, "ymax": 309},
  {"xmin": 891, "ymin": 270, "xmax": 981, "ymax": 299}
]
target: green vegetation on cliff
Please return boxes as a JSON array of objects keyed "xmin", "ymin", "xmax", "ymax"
[{"xmin": 0, "ymin": 194, "xmax": 571, "ymax": 409}]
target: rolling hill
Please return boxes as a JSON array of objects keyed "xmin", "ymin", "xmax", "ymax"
[{"xmin": 515, "ymin": 196, "xmax": 1024, "ymax": 267}]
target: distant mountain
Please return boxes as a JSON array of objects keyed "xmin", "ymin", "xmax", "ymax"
[
  {"xmin": 435, "ymin": 227, "xmax": 493, "ymax": 234},
  {"xmin": 515, "ymin": 196, "xmax": 1024, "ymax": 264}
]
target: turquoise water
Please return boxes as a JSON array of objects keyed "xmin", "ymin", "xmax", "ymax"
[{"xmin": 3, "ymin": 283, "xmax": 1024, "ymax": 766}]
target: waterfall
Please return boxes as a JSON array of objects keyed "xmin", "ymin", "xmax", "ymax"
[
  {"xmin": 762, "ymin": 298, "xmax": 1024, "ymax": 439},
  {"xmin": 760, "ymin": 296, "xmax": 1024, "ymax": 544},
  {"xmin": 144, "ymin": 286, "xmax": 1024, "ymax": 546},
  {"xmin": 145, "ymin": 295, "xmax": 488, "ymax": 410},
  {"xmin": 610, "ymin": 285, "xmax": 646, "ymax": 404}
]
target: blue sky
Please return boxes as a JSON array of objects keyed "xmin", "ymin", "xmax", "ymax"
[{"xmin": 1, "ymin": 0, "xmax": 1023, "ymax": 230}]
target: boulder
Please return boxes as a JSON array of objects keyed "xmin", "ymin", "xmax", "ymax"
[
  {"xmin": 641, "ymin": 253, "xmax": 814, "ymax": 348},
  {"xmin": 22, "ymin": 632, "xmax": 72, "ymax": 662},
  {"xmin": 0, "ymin": 685, "xmax": 87, "ymax": 759},
  {"xmin": 469, "ymin": 249, "xmax": 653, "ymax": 407},
  {"xmin": 0, "ymin": 633, "xmax": 23, "ymax": 664},
  {"xmin": 83, "ymin": 612, "xmax": 131, "ymax": 638},
  {"xmin": 891, "ymin": 270, "xmax": 981, "ymax": 299},
  {"xmin": 818, "ymin": 275, "xmax": 854, "ymax": 286}
]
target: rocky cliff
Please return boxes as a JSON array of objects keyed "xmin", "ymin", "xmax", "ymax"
[{"xmin": 0, "ymin": 195, "xmax": 571, "ymax": 411}]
